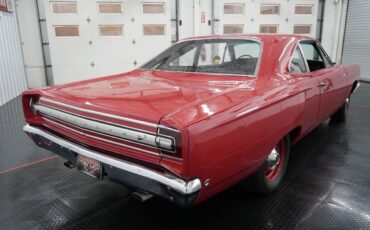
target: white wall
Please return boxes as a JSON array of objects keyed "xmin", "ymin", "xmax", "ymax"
[
  {"xmin": 16, "ymin": 0, "xmax": 46, "ymax": 88},
  {"xmin": 0, "ymin": 0, "xmax": 28, "ymax": 106},
  {"xmin": 320, "ymin": 0, "xmax": 348, "ymax": 63}
]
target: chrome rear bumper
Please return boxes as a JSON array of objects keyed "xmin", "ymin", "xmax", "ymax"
[{"xmin": 23, "ymin": 124, "xmax": 201, "ymax": 206}]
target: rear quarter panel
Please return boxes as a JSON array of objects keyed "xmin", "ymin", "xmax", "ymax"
[
  {"xmin": 188, "ymin": 84, "xmax": 307, "ymax": 203},
  {"xmin": 343, "ymin": 64, "xmax": 361, "ymax": 87}
]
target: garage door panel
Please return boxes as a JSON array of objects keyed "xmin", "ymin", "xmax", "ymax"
[
  {"xmin": 45, "ymin": 0, "xmax": 171, "ymax": 84},
  {"xmin": 92, "ymin": 63, "xmax": 134, "ymax": 77},
  {"xmin": 132, "ymin": 44, "xmax": 170, "ymax": 65},
  {"xmin": 52, "ymin": 65, "xmax": 96, "ymax": 84},
  {"xmin": 93, "ymin": 43, "xmax": 134, "ymax": 63},
  {"xmin": 51, "ymin": 43, "xmax": 93, "ymax": 65},
  {"xmin": 342, "ymin": 0, "xmax": 370, "ymax": 81},
  {"xmin": 220, "ymin": 0, "xmax": 318, "ymax": 37}
]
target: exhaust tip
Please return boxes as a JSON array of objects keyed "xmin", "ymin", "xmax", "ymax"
[
  {"xmin": 64, "ymin": 161, "xmax": 76, "ymax": 169},
  {"xmin": 132, "ymin": 191, "xmax": 154, "ymax": 202}
]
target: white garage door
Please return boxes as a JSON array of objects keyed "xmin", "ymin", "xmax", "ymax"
[
  {"xmin": 342, "ymin": 0, "xmax": 370, "ymax": 82},
  {"xmin": 44, "ymin": 0, "xmax": 172, "ymax": 84},
  {"xmin": 177, "ymin": 0, "xmax": 213, "ymax": 40},
  {"xmin": 219, "ymin": 0, "xmax": 318, "ymax": 37}
]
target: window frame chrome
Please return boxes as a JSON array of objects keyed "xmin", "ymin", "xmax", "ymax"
[
  {"xmin": 140, "ymin": 37, "xmax": 263, "ymax": 78},
  {"xmin": 288, "ymin": 41, "xmax": 310, "ymax": 74}
]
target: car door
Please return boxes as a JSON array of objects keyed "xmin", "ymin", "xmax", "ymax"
[
  {"xmin": 299, "ymin": 40, "xmax": 348, "ymax": 122},
  {"xmin": 288, "ymin": 45, "xmax": 321, "ymax": 134}
]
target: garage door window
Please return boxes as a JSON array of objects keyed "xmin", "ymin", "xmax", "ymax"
[
  {"xmin": 142, "ymin": 3, "xmax": 165, "ymax": 14},
  {"xmin": 98, "ymin": 3, "xmax": 123, "ymax": 14},
  {"xmin": 260, "ymin": 25, "xmax": 278, "ymax": 33},
  {"xmin": 294, "ymin": 25, "xmax": 311, "ymax": 35},
  {"xmin": 54, "ymin": 25, "xmax": 79, "ymax": 37},
  {"xmin": 100, "ymin": 25, "xmax": 123, "ymax": 36},
  {"xmin": 143, "ymin": 24, "xmax": 165, "ymax": 35},
  {"xmin": 260, "ymin": 5, "xmax": 280, "ymax": 15},
  {"xmin": 295, "ymin": 5, "xmax": 313, "ymax": 14},
  {"xmin": 224, "ymin": 4, "xmax": 244, "ymax": 14},
  {"xmin": 51, "ymin": 2, "xmax": 77, "ymax": 14},
  {"xmin": 224, "ymin": 24, "xmax": 243, "ymax": 34}
]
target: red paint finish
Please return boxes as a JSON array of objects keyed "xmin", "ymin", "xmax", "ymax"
[{"xmin": 22, "ymin": 35, "xmax": 360, "ymax": 205}]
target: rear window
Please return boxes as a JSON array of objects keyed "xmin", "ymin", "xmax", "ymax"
[{"xmin": 142, "ymin": 39, "xmax": 261, "ymax": 76}]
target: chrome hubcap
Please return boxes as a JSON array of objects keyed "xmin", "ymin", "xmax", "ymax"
[{"xmin": 266, "ymin": 148, "xmax": 280, "ymax": 170}]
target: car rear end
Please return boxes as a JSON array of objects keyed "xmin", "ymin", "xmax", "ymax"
[{"xmin": 22, "ymin": 90, "xmax": 201, "ymax": 207}]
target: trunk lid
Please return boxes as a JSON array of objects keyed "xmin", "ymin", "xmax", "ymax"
[{"xmin": 42, "ymin": 69, "xmax": 251, "ymax": 126}]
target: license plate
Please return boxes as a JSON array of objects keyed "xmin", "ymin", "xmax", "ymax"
[{"xmin": 77, "ymin": 155, "xmax": 102, "ymax": 180}]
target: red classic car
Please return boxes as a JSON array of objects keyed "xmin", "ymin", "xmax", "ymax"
[{"xmin": 22, "ymin": 34, "xmax": 360, "ymax": 207}]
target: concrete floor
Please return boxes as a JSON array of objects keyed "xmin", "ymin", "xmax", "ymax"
[{"xmin": 0, "ymin": 83, "xmax": 370, "ymax": 229}]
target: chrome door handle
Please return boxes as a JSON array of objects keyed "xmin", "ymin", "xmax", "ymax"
[{"xmin": 319, "ymin": 81, "xmax": 329, "ymax": 87}]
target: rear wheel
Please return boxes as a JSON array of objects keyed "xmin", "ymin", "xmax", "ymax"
[
  {"xmin": 243, "ymin": 136, "xmax": 290, "ymax": 194},
  {"xmin": 331, "ymin": 97, "xmax": 350, "ymax": 123}
]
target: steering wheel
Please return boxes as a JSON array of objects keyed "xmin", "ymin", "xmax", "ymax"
[{"xmin": 233, "ymin": 54, "xmax": 254, "ymax": 72}]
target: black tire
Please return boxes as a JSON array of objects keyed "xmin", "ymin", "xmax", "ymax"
[
  {"xmin": 243, "ymin": 135, "xmax": 290, "ymax": 194},
  {"xmin": 331, "ymin": 98, "xmax": 350, "ymax": 123}
]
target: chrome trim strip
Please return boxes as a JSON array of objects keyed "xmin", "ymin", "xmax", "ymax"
[
  {"xmin": 43, "ymin": 117, "xmax": 160, "ymax": 156},
  {"xmin": 34, "ymin": 103, "xmax": 174, "ymax": 151},
  {"xmin": 23, "ymin": 124, "xmax": 201, "ymax": 195},
  {"xmin": 39, "ymin": 102, "xmax": 157, "ymax": 134},
  {"xmin": 39, "ymin": 97, "xmax": 158, "ymax": 128},
  {"xmin": 287, "ymin": 41, "xmax": 310, "ymax": 74},
  {"xmin": 297, "ymin": 43, "xmax": 311, "ymax": 72},
  {"xmin": 44, "ymin": 117, "xmax": 182, "ymax": 161}
]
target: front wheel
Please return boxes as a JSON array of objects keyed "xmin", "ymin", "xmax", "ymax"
[
  {"xmin": 331, "ymin": 98, "xmax": 350, "ymax": 123},
  {"xmin": 243, "ymin": 135, "xmax": 290, "ymax": 194}
]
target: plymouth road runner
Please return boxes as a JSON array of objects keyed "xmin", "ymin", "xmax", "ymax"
[{"xmin": 22, "ymin": 35, "xmax": 360, "ymax": 207}]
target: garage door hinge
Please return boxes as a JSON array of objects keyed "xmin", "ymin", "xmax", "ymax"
[
  {"xmin": 42, "ymin": 42, "xmax": 49, "ymax": 46},
  {"xmin": 39, "ymin": 18, "xmax": 46, "ymax": 22},
  {"xmin": 45, "ymin": 65, "xmax": 52, "ymax": 68}
]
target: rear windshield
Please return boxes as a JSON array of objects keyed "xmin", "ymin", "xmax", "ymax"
[{"xmin": 141, "ymin": 39, "xmax": 261, "ymax": 76}]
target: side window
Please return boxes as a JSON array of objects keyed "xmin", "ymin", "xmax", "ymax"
[
  {"xmin": 233, "ymin": 42, "xmax": 260, "ymax": 59},
  {"xmin": 317, "ymin": 42, "xmax": 333, "ymax": 67},
  {"xmin": 169, "ymin": 45, "xmax": 197, "ymax": 67},
  {"xmin": 198, "ymin": 43, "xmax": 231, "ymax": 66},
  {"xmin": 231, "ymin": 42, "xmax": 260, "ymax": 75},
  {"xmin": 300, "ymin": 42, "xmax": 327, "ymax": 72},
  {"xmin": 290, "ymin": 46, "xmax": 307, "ymax": 73}
]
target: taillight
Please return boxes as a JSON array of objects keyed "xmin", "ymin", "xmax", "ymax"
[
  {"xmin": 22, "ymin": 94, "xmax": 40, "ymax": 119},
  {"xmin": 157, "ymin": 125, "xmax": 182, "ymax": 159}
]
